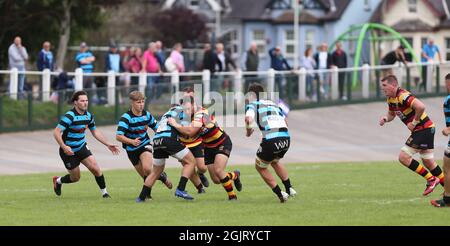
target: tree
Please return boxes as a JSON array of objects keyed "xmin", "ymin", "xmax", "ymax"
[
  {"xmin": 148, "ymin": 7, "xmax": 209, "ymax": 47},
  {"xmin": 0, "ymin": 0, "xmax": 122, "ymax": 72}
]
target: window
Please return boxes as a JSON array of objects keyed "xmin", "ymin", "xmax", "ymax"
[
  {"xmin": 284, "ymin": 30, "xmax": 296, "ymax": 58},
  {"xmin": 445, "ymin": 38, "xmax": 450, "ymax": 61},
  {"xmin": 252, "ymin": 30, "xmax": 266, "ymax": 55},
  {"xmin": 421, "ymin": 37, "xmax": 428, "ymax": 48},
  {"xmin": 364, "ymin": 0, "xmax": 371, "ymax": 11},
  {"xmin": 408, "ymin": 0, "xmax": 417, "ymax": 13},
  {"xmin": 189, "ymin": 0, "xmax": 199, "ymax": 9},
  {"xmin": 403, "ymin": 37, "xmax": 413, "ymax": 49},
  {"xmin": 305, "ymin": 30, "xmax": 315, "ymax": 51}
]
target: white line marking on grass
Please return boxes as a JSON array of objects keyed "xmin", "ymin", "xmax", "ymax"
[
  {"xmin": 0, "ymin": 188, "xmax": 47, "ymax": 193},
  {"xmin": 322, "ymin": 197, "xmax": 422, "ymax": 205}
]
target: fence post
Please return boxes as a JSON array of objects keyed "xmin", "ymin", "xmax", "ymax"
[
  {"xmin": 331, "ymin": 66, "xmax": 339, "ymax": 100},
  {"xmin": 298, "ymin": 68, "xmax": 306, "ymax": 101},
  {"xmin": 74, "ymin": 68, "xmax": 83, "ymax": 91},
  {"xmin": 393, "ymin": 64, "xmax": 403, "ymax": 87},
  {"xmin": 406, "ymin": 65, "xmax": 411, "ymax": 91},
  {"xmin": 0, "ymin": 96, "xmax": 3, "ymax": 131},
  {"xmin": 42, "ymin": 69, "xmax": 51, "ymax": 102},
  {"xmin": 107, "ymin": 70, "xmax": 116, "ymax": 105},
  {"xmin": 234, "ymin": 69, "xmax": 243, "ymax": 106},
  {"xmin": 202, "ymin": 69, "xmax": 211, "ymax": 104},
  {"xmin": 362, "ymin": 64, "xmax": 370, "ymax": 99},
  {"xmin": 171, "ymin": 71, "xmax": 179, "ymax": 95},
  {"xmin": 268, "ymin": 68, "xmax": 275, "ymax": 101},
  {"xmin": 139, "ymin": 72, "xmax": 146, "ymax": 94},
  {"xmin": 27, "ymin": 92, "xmax": 33, "ymax": 127},
  {"xmin": 9, "ymin": 68, "xmax": 18, "ymax": 100},
  {"xmin": 436, "ymin": 64, "xmax": 440, "ymax": 94},
  {"xmin": 426, "ymin": 62, "xmax": 433, "ymax": 93}
]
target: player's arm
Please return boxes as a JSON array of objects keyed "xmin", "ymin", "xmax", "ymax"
[
  {"xmin": 245, "ymin": 105, "xmax": 256, "ymax": 137},
  {"xmin": 168, "ymin": 118, "xmax": 202, "ymax": 137},
  {"xmin": 91, "ymin": 129, "xmax": 120, "ymax": 155},
  {"xmin": 379, "ymin": 111, "xmax": 395, "ymax": 126},
  {"xmin": 53, "ymin": 127, "xmax": 74, "ymax": 155},
  {"xmin": 116, "ymin": 134, "xmax": 141, "ymax": 147}
]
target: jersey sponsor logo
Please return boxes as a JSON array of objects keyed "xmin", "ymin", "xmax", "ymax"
[
  {"xmin": 395, "ymin": 111, "xmax": 406, "ymax": 120},
  {"xmin": 153, "ymin": 138, "xmax": 163, "ymax": 146},
  {"xmin": 274, "ymin": 139, "xmax": 289, "ymax": 150}
]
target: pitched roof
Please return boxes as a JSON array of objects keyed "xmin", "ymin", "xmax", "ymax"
[
  {"xmin": 226, "ymin": 0, "xmax": 350, "ymax": 23},
  {"xmin": 391, "ymin": 19, "xmax": 435, "ymax": 32}
]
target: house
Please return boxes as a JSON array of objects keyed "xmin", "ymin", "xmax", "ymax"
[
  {"xmin": 162, "ymin": 0, "xmax": 382, "ymax": 70},
  {"xmin": 370, "ymin": 0, "xmax": 450, "ymax": 61}
]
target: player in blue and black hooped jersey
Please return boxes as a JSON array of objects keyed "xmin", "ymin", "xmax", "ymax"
[
  {"xmin": 116, "ymin": 91, "xmax": 173, "ymax": 192},
  {"xmin": 52, "ymin": 90, "xmax": 120, "ymax": 198},
  {"xmin": 245, "ymin": 83, "xmax": 296, "ymax": 203},
  {"xmin": 431, "ymin": 73, "xmax": 450, "ymax": 207},
  {"xmin": 135, "ymin": 103, "xmax": 197, "ymax": 202}
]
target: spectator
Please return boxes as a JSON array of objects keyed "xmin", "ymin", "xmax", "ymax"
[
  {"xmin": 242, "ymin": 41, "xmax": 260, "ymax": 92},
  {"xmin": 269, "ymin": 46, "xmax": 291, "ymax": 99},
  {"xmin": 142, "ymin": 42, "xmax": 161, "ymax": 100},
  {"xmin": 381, "ymin": 45, "xmax": 408, "ymax": 76},
  {"xmin": 300, "ymin": 47, "xmax": 316, "ymax": 100},
  {"xmin": 330, "ymin": 42, "xmax": 348, "ymax": 100},
  {"xmin": 168, "ymin": 43, "xmax": 185, "ymax": 73},
  {"xmin": 105, "ymin": 43, "xmax": 126, "ymax": 102},
  {"xmin": 313, "ymin": 42, "xmax": 331, "ymax": 97},
  {"xmin": 37, "ymin": 41, "xmax": 54, "ymax": 71},
  {"xmin": 421, "ymin": 39, "xmax": 442, "ymax": 91},
  {"xmin": 215, "ymin": 43, "xmax": 237, "ymax": 91},
  {"xmin": 127, "ymin": 47, "xmax": 143, "ymax": 88},
  {"xmin": 202, "ymin": 43, "xmax": 219, "ymax": 74},
  {"xmin": 8, "ymin": 36, "xmax": 29, "ymax": 99},
  {"xmin": 75, "ymin": 42, "xmax": 96, "ymax": 101},
  {"xmin": 155, "ymin": 41, "xmax": 166, "ymax": 71}
]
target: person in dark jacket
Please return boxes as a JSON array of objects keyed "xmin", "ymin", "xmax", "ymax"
[
  {"xmin": 330, "ymin": 42, "xmax": 348, "ymax": 100},
  {"xmin": 243, "ymin": 41, "xmax": 260, "ymax": 92},
  {"xmin": 37, "ymin": 41, "xmax": 54, "ymax": 71},
  {"xmin": 269, "ymin": 46, "xmax": 291, "ymax": 99},
  {"xmin": 313, "ymin": 43, "xmax": 331, "ymax": 97}
]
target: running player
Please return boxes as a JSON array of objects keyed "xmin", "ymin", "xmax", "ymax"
[
  {"xmin": 168, "ymin": 96, "xmax": 242, "ymax": 200},
  {"xmin": 116, "ymin": 91, "xmax": 173, "ymax": 191},
  {"xmin": 53, "ymin": 90, "xmax": 120, "ymax": 198},
  {"xmin": 431, "ymin": 73, "xmax": 450, "ymax": 207},
  {"xmin": 379, "ymin": 75, "xmax": 443, "ymax": 196},
  {"xmin": 245, "ymin": 83, "xmax": 296, "ymax": 203},
  {"xmin": 135, "ymin": 103, "xmax": 197, "ymax": 202}
]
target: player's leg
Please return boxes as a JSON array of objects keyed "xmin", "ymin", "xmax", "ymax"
[
  {"xmin": 136, "ymin": 159, "xmax": 166, "ymax": 202},
  {"xmin": 81, "ymin": 155, "xmax": 110, "ymax": 198},
  {"xmin": 271, "ymin": 159, "xmax": 296, "ymax": 196},
  {"xmin": 53, "ymin": 166, "xmax": 81, "ymax": 197},
  {"xmin": 420, "ymin": 149, "xmax": 444, "ymax": 186},
  {"xmin": 399, "ymin": 146, "xmax": 437, "ymax": 196},
  {"xmin": 175, "ymin": 149, "xmax": 196, "ymax": 200},
  {"xmin": 431, "ymin": 148, "xmax": 450, "ymax": 207},
  {"xmin": 194, "ymin": 145, "xmax": 209, "ymax": 187},
  {"xmin": 255, "ymin": 157, "xmax": 288, "ymax": 203},
  {"xmin": 213, "ymin": 153, "xmax": 240, "ymax": 200},
  {"xmin": 139, "ymin": 150, "xmax": 172, "ymax": 189}
]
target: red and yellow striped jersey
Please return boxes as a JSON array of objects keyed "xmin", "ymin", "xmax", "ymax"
[
  {"xmin": 178, "ymin": 106, "xmax": 203, "ymax": 148},
  {"xmin": 387, "ymin": 88, "xmax": 434, "ymax": 132},
  {"xmin": 193, "ymin": 108, "xmax": 227, "ymax": 148}
]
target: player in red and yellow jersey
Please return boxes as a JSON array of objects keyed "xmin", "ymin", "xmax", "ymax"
[
  {"xmin": 168, "ymin": 95, "xmax": 242, "ymax": 200},
  {"xmin": 178, "ymin": 87, "xmax": 209, "ymax": 192},
  {"xmin": 379, "ymin": 75, "xmax": 443, "ymax": 196}
]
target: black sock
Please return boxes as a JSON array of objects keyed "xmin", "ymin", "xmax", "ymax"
[
  {"xmin": 272, "ymin": 185, "xmax": 283, "ymax": 198},
  {"xmin": 61, "ymin": 174, "xmax": 73, "ymax": 184},
  {"xmin": 158, "ymin": 172, "xmax": 167, "ymax": 182},
  {"xmin": 282, "ymin": 178, "xmax": 292, "ymax": 192},
  {"xmin": 143, "ymin": 175, "xmax": 147, "ymax": 182},
  {"xmin": 444, "ymin": 196, "xmax": 450, "ymax": 205},
  {"xmin": 196, "ymin": 183, "xmax": 203, "ymax": 191},
  {"xmin": 177, "ymin": 176, "xmax": 188, "ymax": 191},
  {"xmin": 139, "ymin": 185, "xmax": 151, "ymax": 200},
  {"xmin": 95, "ymin": 174, "xmax": 106, "ymax": 189}
]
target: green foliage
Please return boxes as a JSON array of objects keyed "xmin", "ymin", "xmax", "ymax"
[{"xmin": 0, "ymin": 162, "xmax": 449, "ymax": 225}]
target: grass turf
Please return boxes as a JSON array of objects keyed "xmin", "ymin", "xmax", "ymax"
[{"xmin": 0, "ymin": 161, "xmax": 449, "ymax": 225}]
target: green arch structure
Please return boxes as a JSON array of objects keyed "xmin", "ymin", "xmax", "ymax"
[{"xmin": 329, "ymin": 23, "xmax": 421, "ymax": 87}]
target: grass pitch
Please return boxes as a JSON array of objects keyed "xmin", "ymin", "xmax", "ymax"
[{"xmin": 1, "ymin": 161, "xmax": 450, "ymax": 226}]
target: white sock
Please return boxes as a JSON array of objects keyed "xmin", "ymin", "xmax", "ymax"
[
  {"xmin": 57, "ymin": 177, "xmax": 62, "ymax": 184},
  {"xmin": 101, "ymin": 188, "xmax": 108, "ymax": 195}
]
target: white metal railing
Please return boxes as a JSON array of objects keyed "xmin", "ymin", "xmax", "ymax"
[{"xmin": 1, "ymin": 61, "xmax": 449, "ymax": 103}]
